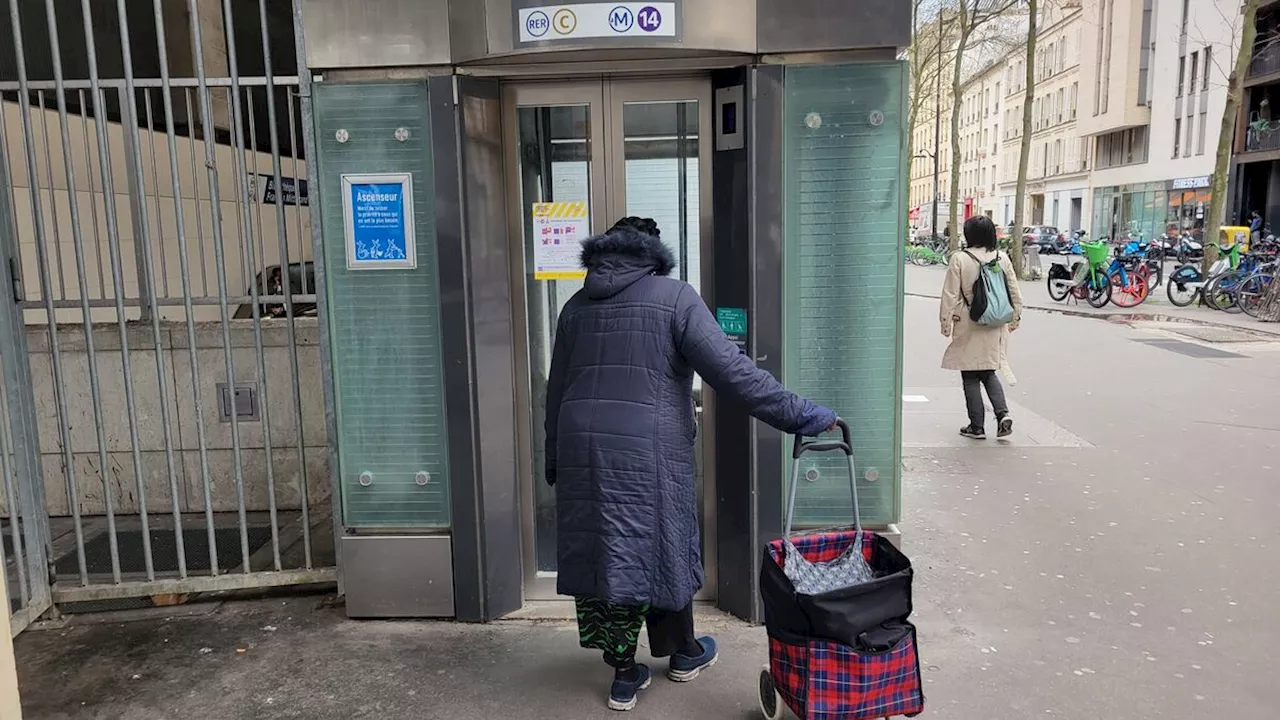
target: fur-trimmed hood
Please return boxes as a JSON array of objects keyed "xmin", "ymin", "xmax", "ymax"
[{"xmin": 579, "ymin": 227, "xmax": 676, "ymax": 299}]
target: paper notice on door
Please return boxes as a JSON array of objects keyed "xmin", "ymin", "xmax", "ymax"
[{"xmin": 532, "ymin": 201, "xmax": 590, "ymax": 280}]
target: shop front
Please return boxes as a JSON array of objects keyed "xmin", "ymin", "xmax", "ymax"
[{"xmin": 1090, "ymin": 176, "xmax": 1212, "ymax": 241}]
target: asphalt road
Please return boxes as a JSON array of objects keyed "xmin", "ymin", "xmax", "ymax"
[{"xmin": 14, "ymin": 297, "xmax": 1279, "ymax": 719}]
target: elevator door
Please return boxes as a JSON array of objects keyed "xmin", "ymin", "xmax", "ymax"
[{"xmin": 505, "ymin": 78, "xmax": 715, "ymax": 601}]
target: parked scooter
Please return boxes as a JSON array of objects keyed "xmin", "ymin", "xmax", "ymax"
[{"xmin": 1176, "ymin": 231, "xmax": 1204, "ymax": 264}]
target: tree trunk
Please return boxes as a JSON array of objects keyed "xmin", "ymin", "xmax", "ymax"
[
  {"xmin": 948, "ymin": 22, "xmax": 970, "ymax": 252},
  {"xmin": 1011, "ymin": 0, "xmax": 1037, "ymax": 279},
  {"xmin": 1204, "ymin": 0, "xmax": 1260, "ymax": 277}
]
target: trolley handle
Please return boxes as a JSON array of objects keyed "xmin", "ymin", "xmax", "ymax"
[
  {"xmin": 785, "ymin": 418, "xmax": 861, "ymax": 537},
  {"xmin": 792, "ymin": 418, "xmax": 853, "ymax": 458}
]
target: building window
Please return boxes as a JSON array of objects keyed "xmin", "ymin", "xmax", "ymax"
[
  {"xmin": 1095, "ymin": 0, "xmax": 1112, "ymax": 115},
  {"xmin": 1095, "ymin": 126, "xmax": 1149, "ymax": 169},
  {"xmin": 1177, "ymin": 56, "xmax": 1186, "ymax": 97},
  {"xmin": 1138, "ymin": 0, "xmax": 1154, "ymax": 103},
  {"xmin": 1057, "ymin": 88, "xmax": 1065, "ymax": 123},
  {"xmin": 1189, "ymin": 51, "xmax": 1199, "ymax": 95},
  {"xmin": 1173, "ymin": 118, "xmax": 1182, "ymax": 157},
  {"xmin": 1070, "ymin": 82, "xmax": 1079, "ymax": 119},
  {"xmin": 1198, "ymin": 109, "xmax": 1208, "ymax": 154},
  {"xmin": 1203, "ymin": 47, "xmax": 1212, "ymax": 91},
  {"xmin": 1186, "ymin": 112, "xmax": 1195, "ymax": 153}
]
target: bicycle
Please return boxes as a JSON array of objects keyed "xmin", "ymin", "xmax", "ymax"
[
  {"xmin": 1105, "ymin": 244, "xmax": 1151, "ymax": 308},
  {"xmin": 1204, "ymin": 251, "xmax": 1269, "ymax": 313},
  {"xmin": 1046, "ymin": 240, "xmax": 1112, "ymax": 307},
  {"xmin": 1165, "ymin": 242, "xmax": 1241, "ymax": 308},
  {"xmin": 906, "ymin": 235, "xmax": 948, "ymax": 266},
  {"xmin": 1237, "ymin": 258, "xmax": 1277, "ymax": 319}
]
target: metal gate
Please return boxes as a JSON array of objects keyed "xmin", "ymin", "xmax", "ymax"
[{"xmin": 0, "ymin": 0, "xmax": 334, "ymax": 626}]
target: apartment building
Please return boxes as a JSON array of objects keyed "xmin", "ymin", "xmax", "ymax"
[
  {"xmin": 998, "ymin": 3, "xmax": 1089, "ymax": 232},
  {"xmin": 958, "ymin": 60, "xmax": 1005, "ymax": 222},
  {"xmin": 1079, "ymin": 0, "xmax": 1239, "ymax": 241},
  {"xmin": 1228, "ymin": 0, "xmax": 1280, "ymax": 227},
  {"xmin": 909, "ymin": 82, "xmax": 954, "ymax": 233}
]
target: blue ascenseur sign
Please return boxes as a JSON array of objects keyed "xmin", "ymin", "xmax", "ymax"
[{"xmin": 341, "ymin": 173, "xmax": 417, "ymax": 270}]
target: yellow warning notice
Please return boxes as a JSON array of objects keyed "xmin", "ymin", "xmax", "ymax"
[{"xmin": 532, "ymin": 201, "xmax": 590, "ymax": 280}]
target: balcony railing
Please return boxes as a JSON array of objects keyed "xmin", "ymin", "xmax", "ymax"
[
  {"xmin": 1246, "ymin": 120, "xmax": 1280, "ymax": 152},
  {"xmin": 1250, "ymin": 40, "xmax": 1280, "ymax": 78}
]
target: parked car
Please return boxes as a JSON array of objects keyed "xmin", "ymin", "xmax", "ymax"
[{"xmin": 1022, "ymin": 225, "xmax": 1065, "ymax": 254}]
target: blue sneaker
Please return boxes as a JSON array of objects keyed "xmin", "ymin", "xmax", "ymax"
[
  {"xmin": 668, "ymin": 636, "xmax": 719, "ymax": 682},
  {"xmin": 608, "ymin": 664, "xmax": 652, "ymax": 711}
]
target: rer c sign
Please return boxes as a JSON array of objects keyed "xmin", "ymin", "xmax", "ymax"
[{"xmin": 518, "ymin": 2, "xmax": 679, "ymax": 43}]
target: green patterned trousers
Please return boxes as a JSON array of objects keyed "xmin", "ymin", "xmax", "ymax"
[{"xmin": 574, "ymin": 597, "xmax": 697, "ymax": 668}]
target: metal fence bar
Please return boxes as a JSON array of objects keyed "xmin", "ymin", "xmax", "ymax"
[
  {"xmin": 0, "ymin": 76, "xmax": 302, "ymax": 92},
  {"xmin": 259, "ymin": 0, "xmax": 313, "ymax": 568},
  {"xmin": 147, "ymin": 0, "xmax": 199, "ymax": 581},
  {"xmin": 234, "ymin": 88, "xmax": 283, "ymax": 570},
  {"xmin": 141, "ymin": 89, "xmax": 171, "ymax": 299},
  {"xmin": 222, "ymin": 5, "xmax": 276, "ymax": 572},
  {"xmin": 6, "ymin": 0, "xmax": 96, "ymax": 584},
  {"xmin": 0, "ymin": 122, "xmax": 32, "ymax": 609},
  {"xmin": 43, "ymin": 0, "xmax": 124, "ymax": 590},
  {"xmin": 246, "ymin": 90, "xmax": 268, "ymax": 288},
  {"xmin": 183, "ymin": 88, "xmax": 211, "ymax": 297},
  {"xmin": 291, "ymin": 0, "xmax": 340, "ymax": 583},
  {"xmin": 0, "ymin": 367, "xmax": 31, "ymax": 606},
  {"xmin": 187, "ymin": 0, "xmax": 246, "ymax": 577},
  {"xmin": 35, "ymin": 91, "xmax": 68, "ymax": 301},
  {"xmin": 116, "ymin": 0, "xmax": 182, "ymax": 583},
  {"xmin": 120, "ymin": 93, "xmax": 153, "ymax": 323},
  {"xmin": 287, "ymin": 90, "xmax": 307, "ymax": 297},
  {"xmin": 77, "ymin": 90, "xmax": 109, "ymax": 301},
  {"xmin": 21, "ymin": 294, "xmax": 319, "ymax": 310},
  {"xmin": 53, "ymin": 567, "xmax": 336, "ymax": 603}
]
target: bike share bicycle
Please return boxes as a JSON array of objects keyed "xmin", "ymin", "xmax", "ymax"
[{"xmin": 1166, "ymin": 242, "xmax": 1243, "ymax": 309}]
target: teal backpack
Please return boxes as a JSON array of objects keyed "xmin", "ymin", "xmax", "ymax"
[{"xmin": 961, "ymin": 250, "xmax": 1015, "ymax": 326}]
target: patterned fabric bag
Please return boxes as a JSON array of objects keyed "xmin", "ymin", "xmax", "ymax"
[
  {"xmin": 782, "ymin": 532, "xmax": 876, "ymax": 595},
  {"xmin": 769, "ymin": 625, "xmax": 925, "ymax": 720}
]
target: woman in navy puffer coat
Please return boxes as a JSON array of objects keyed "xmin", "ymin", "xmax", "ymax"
[{"xmin": 546, "ymin": 217, "xmax": 835, "ymax": 711}]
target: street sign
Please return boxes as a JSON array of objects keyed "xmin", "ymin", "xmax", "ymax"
[
  {"xmin": 341, "ymin": 173, "xmax": 416, "ymax": 270},
  {"xmin": 516, "ymin": 2, "xmax": 678, "ymax": 43}
]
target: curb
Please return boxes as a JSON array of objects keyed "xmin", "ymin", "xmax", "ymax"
[{"xmin": 903, "ymin": 291, "xmax": 1280, "ymax": 338}]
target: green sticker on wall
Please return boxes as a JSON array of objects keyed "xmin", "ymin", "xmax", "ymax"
[{"xmin": 716, "ymin": 307, "xmax": 748, "ymax": 350}]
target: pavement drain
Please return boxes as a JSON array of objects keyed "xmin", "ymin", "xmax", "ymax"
[{"xmin": 1132, "ymin": 338, "xmax": 1247, "ymax": 359}]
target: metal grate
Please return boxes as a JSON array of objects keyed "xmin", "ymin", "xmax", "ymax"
[
  {"xmin": 55, "ymin": 527, "xmax": 274, "ymax": 576},
  {"xmin": 1133, "ymin": 339, "xmax": 1246, "ymax": 359}
]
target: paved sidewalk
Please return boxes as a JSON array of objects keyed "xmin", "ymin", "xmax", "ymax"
[{"xmin": 904, "ymin": 261, "xmax": 1280, "ymax": 336}]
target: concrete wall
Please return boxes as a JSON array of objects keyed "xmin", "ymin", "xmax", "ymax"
[{"xmin": 5, "ymin": 317, "xmax": 328, "ymax": 518}]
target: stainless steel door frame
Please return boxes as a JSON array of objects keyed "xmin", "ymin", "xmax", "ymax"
[
  {"xmin": 505, "ymin": 76, "xmax": 716, "ymax": 603},
  {"xmin": 505, "ymin": 82, "xmax": 608, "ymax": 601}
]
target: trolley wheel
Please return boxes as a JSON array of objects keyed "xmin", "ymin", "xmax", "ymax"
[{"xmin": 758, "ymin": 666, "xmax": 788, "ymax": 720}]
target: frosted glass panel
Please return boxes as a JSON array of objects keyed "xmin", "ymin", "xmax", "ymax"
[
  {"xmin": 314, "ymin": 82, "xmax": 451, "ymax": 528},
  {"xmin": 782, "ymin": 63, "xmax": 906, "ymax": 527}
]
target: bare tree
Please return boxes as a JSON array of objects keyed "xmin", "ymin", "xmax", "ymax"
[
  {"xmin": 908, "ymin": 3, "xmax": 960, "ymax": 237},
  {"xmin": 1202, "ymin": 0, "xmax": 1259, "ymax": 278},
  {"xmin": 1010, "ymin": 0, "xmax": 1038, "ymax": 278},
  {"xmin": 947, "ymin": 0, "xmax": 1023, "ymax": 251}
]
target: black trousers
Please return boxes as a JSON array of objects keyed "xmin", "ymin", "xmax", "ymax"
[
  {"xmin": 961, "ymin": 369, "xmax": 1008, "ymax": 430},
  {"xmin": 607, "ymin": 603, "xmax": 697, "ymax": 669}
]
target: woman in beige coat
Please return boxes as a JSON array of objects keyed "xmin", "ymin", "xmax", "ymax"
[{"xmin": 939, "ymin": 216, "xmax": 1024, "ymax": 440}]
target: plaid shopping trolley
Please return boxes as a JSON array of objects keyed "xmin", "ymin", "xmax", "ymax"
[{"xmin": 757, "ymin": 420, "xmax": 924, "ymax": 720}]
